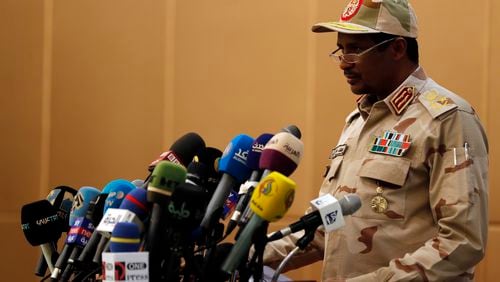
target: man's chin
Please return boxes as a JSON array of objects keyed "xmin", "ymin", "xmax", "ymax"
[{"xmin": 349, "ymin": 85, "xmax": 366, "ymax": 95}]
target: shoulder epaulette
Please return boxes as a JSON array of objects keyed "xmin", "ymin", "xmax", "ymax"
[
  {"xmin": 418, "ymin": 89, "xmax": 458, "ymax": 119},
  {"xmin": 345, "ymin": 109, "xmax": 360, "ymax": 124}
]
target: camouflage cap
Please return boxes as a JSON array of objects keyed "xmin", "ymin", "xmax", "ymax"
[{"xmin": 312, "ymin": 0, "xmax": 418, "ymax": 38}]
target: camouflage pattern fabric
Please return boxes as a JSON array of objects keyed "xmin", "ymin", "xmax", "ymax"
[{"xmin": 264, "ymin": 67, "xmax": 489, "ymax": 281}]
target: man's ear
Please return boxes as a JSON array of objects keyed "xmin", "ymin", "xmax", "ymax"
[{"xmin": 391, "ymin": 37, "xmax": 407, "ymax": 60}]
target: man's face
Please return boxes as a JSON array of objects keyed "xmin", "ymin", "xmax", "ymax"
[{"xmin": 335, "ymin": 33, "xmax": 394, "ymax": 97}]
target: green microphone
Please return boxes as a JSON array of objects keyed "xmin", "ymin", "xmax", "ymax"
[{"xmin": 145, "ymin": 161, "xmax": 187, "ymax": 281}]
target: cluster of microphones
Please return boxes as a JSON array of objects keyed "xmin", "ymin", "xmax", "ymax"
[{"xmin": 20, "ymin": 125, "xmax": 361, "ymax": 282}]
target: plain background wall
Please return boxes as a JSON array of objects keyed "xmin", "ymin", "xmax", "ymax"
[{"xmin": 1, "ymin": 0, "xmax": 498, "ymax": 281}]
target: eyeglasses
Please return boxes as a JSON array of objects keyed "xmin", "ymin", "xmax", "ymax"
[{"xmin": 329, "ymin": 38, "xmax": 397, "ymax": 64}]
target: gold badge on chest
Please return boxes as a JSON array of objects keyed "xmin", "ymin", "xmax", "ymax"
[{"xmin": 370, "ymin": 185, "xmax": 388, "ymax": 213}]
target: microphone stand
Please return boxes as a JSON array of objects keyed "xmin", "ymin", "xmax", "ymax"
[
  {"xmin": 239, "ymin": 221, "xmax": 269, "ymax": 282},
  {"xmin": 271, "ymin": 227, "xmax": 316, "ymax": 282}
]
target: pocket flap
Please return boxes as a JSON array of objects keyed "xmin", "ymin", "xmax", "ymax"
[
  {"xmin": 357, "ymin": 157, "xmax": 411, "ymax": 186},
  {"xmin": 325, "ymin": 157, "xmax": 343, "ymax": 181}
]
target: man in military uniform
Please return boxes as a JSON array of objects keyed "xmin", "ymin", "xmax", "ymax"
[{"xmin": 263, "ymin": 0, "xmax": 489, "ymax": 281}]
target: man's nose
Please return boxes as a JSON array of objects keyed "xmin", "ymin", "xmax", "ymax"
[{"xmin": 339, "ymin": 59, "xmax": 354, "ymax": 71}]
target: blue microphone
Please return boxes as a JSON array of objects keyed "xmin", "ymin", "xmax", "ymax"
[
  {"xmin": 51, "ymin": 186, "xmax": 100, "ymax": 280},
  {"xmin": 109, "ymin": 222, "xmax": 141, "ymax": 253},
  {"xmin": 200, "ymin": 134, "xmax": 254, "ymax": 231},
  {"xmin": 103, "ymin": 179, "xmax": 136, "ymax": 214}
]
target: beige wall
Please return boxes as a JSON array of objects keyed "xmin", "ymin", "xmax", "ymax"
[{"xmin": 1, "ymin": 0, "xmax": 498, "ymax": 281}]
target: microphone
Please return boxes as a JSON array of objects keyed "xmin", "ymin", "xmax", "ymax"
[
  {"xmin": 163, "ymin": 182, "xmax": 210, "ymax": 281},
  {"xmin": 280, "ymin": 124, "xmax": 302, "ymax": 139},
  {"xmin": 72, "ymin": 180, "xmax": 130, "ymax": 271},
  {"xmin": 193, "ymin": 147, "xmax": 223, "ymax": 194},
  {"xmin": 101, "ymin": 222, "xmax": 148, "ymax": 282},
  {"xmin": 21, "ymin": 200, "xmax": 66, "ymax": 273},
  {"xmin": 51, "ymin": 186, "xmax": 100, "ymax": 280},
  {"xmin": 221, "ymin": 172, "xmax": 296, "ymax": 275},
  {"xmin": 69, "ymin": 188, "xmax": 149, "ymax": 281},
  {"xmin": 118, "ymin": 187, "xmax": 150, "ymax": 223},
  {"xmin": 148, "ymin": 132, "xmax": 206, "ymax": 172},
  {"xmin": 258, "ymin": 131, "xmax": 303, "ymax": 178},
  {"xmin": 109, "ymin": 222, "xmax": 141, "ymax": 253},
  {"xmin": 225, "ymin": 133, "xmax": 274, "ymax": 236},
  {"xmin": 267, "ymin": 193, "xmax": 362, "ymax": 242},
  {"xmin": 59, "ymin": 216, "xmax": 95, "ymax": 281},
  {"xmin": 34, "ymin": 186, "xmax": 77, "ymax": 277},
  {"xmin": 131, "ymin": 179, "xmax": 145, "ymax": 188},
  {"xmin": 102, "ymin": 180, "xmax": 136, "ymax": 214},
  {"xmin": 46, "ymin": 186, "xmax": 78, "ymax": 225},
  {"xmin": 92, "ymin": 187, "xmax": 149, "ymax": 265},
  {"xmin": 238, "ymin": 131, "xmax": 304, "ymax": 231},
  {"xmin": 186, "ymin": 161, "xmax": 208, "ymax": 187},
  {"xmin": 200, "ymin": 134, "xmax": 254, "ymax": 231},
  {"xmin": 203, "ymin": 242, "xmax": 234, "ymax": 282},
  {"xmin": 145, "ymin": 161, "xmax": 187, "ymax": 281},
  {"xmin": 63, "ymin": 180, "xmax": 135, "ymax": 278}
]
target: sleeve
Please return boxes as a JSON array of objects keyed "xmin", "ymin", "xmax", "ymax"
[
  {"xmin": 262, "ymin": 207, "xmax": 326, "ymax": 272},
  {"xmin": 348, "ymin": 109, "xmax": 489, "ymax": 282}
]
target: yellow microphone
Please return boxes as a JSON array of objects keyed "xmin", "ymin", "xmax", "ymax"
[{"xmin": 221, "ymin": 171, "xmax": 296, "ymax": 274}]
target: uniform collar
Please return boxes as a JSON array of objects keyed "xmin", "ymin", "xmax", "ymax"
[{"xmin": 356, "ymin": 67, "xmax": 428, "ymax": 119}]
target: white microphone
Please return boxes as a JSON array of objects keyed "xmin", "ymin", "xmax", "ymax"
[{"xmin": 267, "ymin": 194, "xmax": 361, "ymax": 241}]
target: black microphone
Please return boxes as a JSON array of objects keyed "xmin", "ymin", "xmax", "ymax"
[
  {"xmin": 281, "ymin": 124, "xmax": 302, "ymax": 139},
  {"xmin": 34, "ymin": 186, "xmax": 77, "ymax": 277},
  {"xmin": 144, "ymin": 132, "xmax": 206, "ymax": 187},
  {"xmin": 193, "ymin": 147, "xmax": 223, "ymax": 194},
  {"xmin": 163, "ymin": 182, "xmax": 210, "ymax": 281},
  {"xmin": 21, "ymin": 200, "xmax": 66, "ymax": 274},
  {"xmin": 267, "ymin": 194, "xmax": 361, "ymax": 242}
]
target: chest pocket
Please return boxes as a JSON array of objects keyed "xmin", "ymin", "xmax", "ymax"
[{"xmin": 354, "ymin": 156, "xmax": 411, "ymax": 221}]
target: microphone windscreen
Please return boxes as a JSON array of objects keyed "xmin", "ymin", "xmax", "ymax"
[
  {"xmin": 249, "ymin": 171, "xmax": 296, "ymax": 222},
  {"xmin": 281, "ymin": 124, "xmax": 302, "ymax": 139},
  {"xmin": 186, "ymin": 161, "xmax": 208, "ymax": 185},
  {"xmin": 109, "ymin": 222, "xmax": 141, "ymax": 252},
  {"xmin": 196, "ymin": 147, "xmax": 223, "ymax": 191},
  {"xmin": 46, "ymin": 185, "xmax": 77, "ymax": 206},
  {"xmin": 21, "ymin": 200, "xmax": 64, "ymax": 246},
  {"xmin": 103, "ymin": 180, "xmax": 136, "ymax": 214},
  {"xmin": 147, "ymin": 161, "xmax": 187, "ymax": 204},
  {"xmin": 218, "ymin": 134, "xmax": 254, "ymax": 183},
  {"xmin": 46, "ymin": 186, "xmax": 77, "ymax": 226},
  {"xmin": 169, "ymin": 132, "xmax": 206, "ymax": 166},
  {"xmin": 166, "ymin": 182, "xmax": 209, "ymax": 230},
  {"xmin": 246, "ymin": 133, "xmax": 273, "ymax": 171},
  {"xmin": 119, "ymin": 188, "xmax": 149, "ymax": 221},
  {"xmin": 69, "ymin": 187, "xmax": 101, "ymax": 226},
  {"xmin": 131, "ymin": 179, "xmax": 145, "ymax": 188},
  {"xmin": 259, "ymin": 132, "xmax": 304, "ymax": 176},
  {"xmin": 339, "ymin": 194, "xmax": 362, "ymax": 215}
]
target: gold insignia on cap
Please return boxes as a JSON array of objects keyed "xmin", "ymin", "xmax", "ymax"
[{"xmin": 389, "ymin": 86, "xmax": 415, "ymax": 115}]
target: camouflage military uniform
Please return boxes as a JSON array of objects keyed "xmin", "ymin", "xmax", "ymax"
[{"xmin": 263, "ymin": 67, "xmax": 489, "ymax": 281}]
